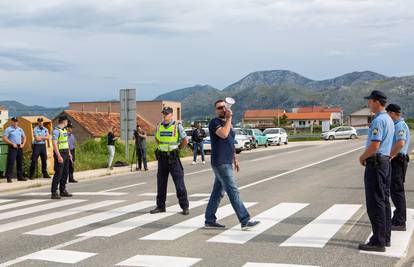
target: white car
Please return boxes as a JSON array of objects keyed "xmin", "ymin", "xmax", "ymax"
[
  {"xmin": 233, "ymin": 128, "xmax": 251, "ymax": 153},
  {"xmin": 263, "ymin": 128, "xmax": 288, "ymax": 146},
  {"xmin": 188, "ymin": 128, "xmax": 212, "ymax": 153},
  {"xmin": 321, "ymin": 126, "xmax": 358, "ymax": 140}
]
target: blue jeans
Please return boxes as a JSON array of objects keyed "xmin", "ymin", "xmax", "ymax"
[
  {"xmin": 205, "ymin": 164, "xmax": 250, "ymax": 224},
  {"xmin": 193, "ymin": 142, "xmax": 205, "ymax": 162}
]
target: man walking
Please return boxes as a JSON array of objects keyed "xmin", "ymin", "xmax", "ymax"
[
  {"xmin": 192, "ymin": 122, "xmax": 206, "ymax": 165},
  {"xmin": 204, "ymin": 100, "xmax": 259, "ymax": 230},
  {"xmin": 133, "ymin": 124, "xmax": 148, "ymax": 171},
  {"xmin": 66, "ymin": 122, "xmax": 78, "ymax": 183},
  {"xmin": 2, "ymin": 117, "xmax": 27, "ymax": 183},
  {"xmin": 150, "ymin": 107, "xmax": 190, "ymax": 215},
  {"xmin": 358, "ymin": 90, "xmax": 394, "ymax": 252},
  {"xmin": 29, "ymin": 117, "xmax": 51, "ymax": 179},
  {"xmin": 386, "ymin": 104, "xmax": 410, "ymax": 231}
]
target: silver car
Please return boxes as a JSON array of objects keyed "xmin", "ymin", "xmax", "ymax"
[{"xmin": 321, "ymin": 126, "xmax": 358, "ymax": 140}]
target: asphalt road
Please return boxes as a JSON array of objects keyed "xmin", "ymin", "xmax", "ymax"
[{"xmin": 0, "ymin": 138, "xmax": 413, "ymax": 267}]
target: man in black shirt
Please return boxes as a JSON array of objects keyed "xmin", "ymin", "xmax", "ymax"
[
  {"xmin": 133, "ymin": 124, "xmax": 148, "ymax": 171},
  {"xmin": 191, "ymin": 122, "xmax": 206, "ymax": 165}
]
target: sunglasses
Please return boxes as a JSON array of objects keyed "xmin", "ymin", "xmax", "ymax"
[{"xmin": 216, "ymin": 106, "xmax": 225, "ymax": 110}]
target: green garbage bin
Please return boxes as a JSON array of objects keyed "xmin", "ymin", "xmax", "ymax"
[{"xmin": 0, "ymin": 139, "xmax": 8, "ymax": 177}]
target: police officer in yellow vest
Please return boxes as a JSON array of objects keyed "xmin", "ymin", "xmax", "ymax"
[
  {"xmin": 150, "ymin": 107, "xmax": 190, "ymax": 215},
  {"xmin": 51, "ymin": 115, "xmax": 73, "ymax": 199}
]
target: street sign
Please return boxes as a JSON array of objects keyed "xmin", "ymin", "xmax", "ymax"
[{"xmin": 120, "ymin": 89, "xmax": 136, "ymax": 160}]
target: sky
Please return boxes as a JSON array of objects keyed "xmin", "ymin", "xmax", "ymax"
[{"xmin": 0, "ymin": 0, "xmax": 413, "ymax": 107}]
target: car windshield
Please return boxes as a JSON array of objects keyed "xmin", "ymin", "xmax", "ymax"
[
  {"xmin": 264, "ymin": 129, "xmax": 279, "ymax": 134},
  {"xmin": 234, "ymin": 129, "xmax": 244, "ymax": 135}
]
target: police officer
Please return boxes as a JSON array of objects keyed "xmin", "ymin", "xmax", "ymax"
[
  {"xmin": 29, "ymin": 118, "xmax": 51, "ymax": 179},
  {"xmin": 359, "ymin": 90, "xmax": 394, "ymax": 252},
  {"xmin": 2, "ymin": 117, "xmax": 27, "ymax": 183},
  {"xmin": 386, "ymin": 104, "xmax": 410, "ymax": 231},
  {"xmin": 51, "ymin": 115, "xmax": 73, "ymax": 199},
  {"xmin": 150, "ymin": 107, "xmax": 190, "ymax": 215}
]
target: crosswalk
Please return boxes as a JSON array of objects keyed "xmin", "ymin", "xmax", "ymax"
[{"xmin": 0, "ymin": 197, "xmax": 413, "ymax": 266}]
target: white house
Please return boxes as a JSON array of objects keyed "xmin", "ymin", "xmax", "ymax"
[{"xmin": 0, "ymin": 106, "xmax": 8, "ymax": 129}]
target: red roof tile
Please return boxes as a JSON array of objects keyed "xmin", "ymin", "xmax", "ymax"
[
  {"xmin": 286, "ymin": 112, "xmax": 332, "ymax": 120},
  {"xmin": 296, "ymin": 106, "xmax": 342, "ymax": 113}
]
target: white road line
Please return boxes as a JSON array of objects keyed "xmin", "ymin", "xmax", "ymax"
[
  {"xmin": 22, "ymin": 192, "xmax": 127, "ymax": 196},
  {"xmin": 0, "ymin": 199, "xmax": 85, "ymax": 221},
  {"xmin": 78, "ymin": 201, "xmax": 208, "ymax": 237},
  {"xmin": 208, "ymin": 203, "xmax": 309, "ymax": 244},
  {"xmin": 243, "ymin": 263, "xmax": 319, "ymax": 267},
  {"xmin": 281, "ymin": 204, "xmax": 362, "ymax": 248},
  {"xmin": 0, "ymin": 199, "xmax": 47, "ymax": 212},
  {"xmin": 239, "ymin": 146, "xmax": 364, "ymax": 190},
  {"xmin": 101, "ymin": 182, "xmax": 146, "ymax": 192},
  {"xmin": 140, "ymin": 193, "xmax": 174, "ymax": 197},
  {"xmin": 361, "ymin": 208, "xmax": 414, "ymax": 258},
  {"xmin": 21, "ymin": 249, "xmax": 96, "ymax": 264},
  {"xmin": 116, "ymin": 255, "xmax": 202, "ymax": 267},
  {"xmin": 186, "ymin": 169, "xmax": 212, "ymax": 176},
  {"xmin": 286, "ymin": 149, "xmax": 305, "ymax": 154},
  {"xmin": 140, "ymin": 202, "xmax": 257, "ymax": 241},
  {"xmin": 0, "ymin": 199, "xmax": 15, "ymax": 204},
  {"xmin": 189, "ymin": 193, "xmax": 211, "ymax": 198},
  {"xmin": 0, "ymin": 200, "xmax": 123, "ymax": 233},
  {"xmin": 25, "ymin": 201, "xmax": 154, "ymax": 236}
]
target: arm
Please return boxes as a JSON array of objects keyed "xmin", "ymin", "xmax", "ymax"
[
  {"xmin": 21, "ymin": 134, "xmax": 26, "ymax": 148},
  {"xmin": 391, "ymin": 140, "xmax": 405, "ymax": 159},
  {"xmin": 179, "ymin": 137, "xmax": 189, "ymax": 149},
  {"xmin": 52, "ymin": 139, "xmax": 63, "ymax": 163},
  {"xmin": 2, "ymin": 135, "xmax": 17, "ymax": 148},
  {"xmin": 359, "ymin": 141, "xmax": 381, "ymax": 166}
]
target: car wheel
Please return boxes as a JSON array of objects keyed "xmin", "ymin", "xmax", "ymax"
[
  {"xmin": 265, "ymin": 142, "xmax": 268, "ymax": 148},
  {"xmin": 329, "ymin": 135, "xmax": 335, "ymax": 140},
  {"xmin": 350, "ymin": 134, "xmax": 357, "ymax": 139},
  {"xmin": 284, "ymin": 138, "xmax": 288, "ymax": 145},
  {"xmin": 277, "ymin": 138, "xmax": 281, "ymax": 146},
  {"xmin": 236, "ymin": 149, "xmax": 242, "ymax": 154}
]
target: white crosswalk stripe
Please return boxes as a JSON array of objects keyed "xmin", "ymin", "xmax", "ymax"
[
  {"xmin": 0, "ymin": 199, "xmax": 15, "ymax": 204},
  {"xmin": 116, "ymin": 255, "xmax": 202, "ymax": 267},
  {"xmin": 0, "ymin": 200, "xmax": 123, "ymax": 233},
  {"xmin": 0, "ymin": 199, "xmax": 47, "ymax": 211},
  {"xmin": 25, "ymin": 201, "xmax": 154, "ymax": 236},
  {"xmin": 23, "ymin": 192, "xmax": 127, "ymax": 196},
  {"xmin": 280, "ymin": 204, "xmax": 362, "ymax": 248},
  {"xmin": 0, "ymin": 199, "xmax": 85, "ymax": 221},
  {"xmin": 78, "ymin": 201, "xmax": 207, "ymax": 237},
  {"xmin": 243, "ymin": 263, "xmax": 319, "ymax": 267},
  {"xmin": 208, "ymin": 203, "xmax": 309, "ymax": 244},
  {"xmin": 140, "ymin": 202, "xmax": 257, "ymax": 241},
  {"xmin": 21, "ymin": 249, "xmax": 96, "ymax": 264}
]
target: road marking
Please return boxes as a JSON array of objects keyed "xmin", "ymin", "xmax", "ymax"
[
  {"xmin": 25, "ymin": 201, "xmax": 154, "ymax": 236},
  {"xmin": 116, "ymin": 255, "xmax": 202, "ymax": 267},
  {"xmin": 361, "ymin": 208, "xmax": 414, "ymax": 258},
  {"xmin": 281, "ymin": 204, "xmax": 361, "ymax": 248},
  {"xmin": 0, "ymin": 199, "xmax": 47, "ymax": 212},
  {"xmin": 101, "ymin": 182, "xmax": 146, "ymax": 192},
  {"xmin": 0, "ymin": 200, "xmax": 123, "ymax": 233},
  {"xmin": 0, "ymin": 199, "xmax": 85, "ymax": 221},
  {"xmin": 140, "ymin": 193, "xmax": 174, "ymax": 197},
  {"xmin": 189, "ymin": 193, "xmax": 211, "ymax": 197},
  {"xmin": 208, "ymin": 203, "xmax": 309, "ymax": 244},
  {"xmin": 239, "ymin": 146, "xmax": 364, "ymax": 190},
  {"xmin": 0, "ymin": 199, "xmax": 15, "ymax": 204},
  {"xmin": 186, "ymin": 169, "xmax": 212, "ymax": 176},
  {"xmin": 141, "ymin": 202, "xmax": 257, "ymax": 241},
  {"xmin": 243, "ymin": 263, "xmax": 319, "ymax": 267},
  {"xmin": 286, "ymin": 149, "xmax": 304, "ymax": 154},
  {"xmin": 21, "ymin": 249, "xmax": 96, "ymax": 264},
  {"xmin": 22, "ymin": 192, "xmax": 127, "ymax": 196},
  {"xmin": 78, "ymin": 201, "xmax": 207, "ymax": 237}
]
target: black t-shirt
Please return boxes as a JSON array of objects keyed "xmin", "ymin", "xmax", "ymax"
[
  {"xmin": 209, "ymin": 118, "xmax": 235, "ymax": 166},
  {"xmin": 133, "ymin": 129, "xmax": 146, "ymax": 148},
  {"xmin": 107, "ymin": 132, "xmax": 116, "ymax": 146}
]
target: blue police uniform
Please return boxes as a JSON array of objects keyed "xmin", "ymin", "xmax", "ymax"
[
  {"xmin": 29, "ymin": 125, "xmax": 50, "ymax": 178},
  {"xmin": 3, "ymin": 125, "xmax": 25, "ymax": 181},
  {"xmin": 390, "ymin": 118, "xmax": 410, "ymax": 227},
  {"xmin": 364, "ymin": 111, "xmax": 394, "ymax": 247},
  {"xmin": 153, "ymin": 119, "xmax": 189, "ymax": 213}
]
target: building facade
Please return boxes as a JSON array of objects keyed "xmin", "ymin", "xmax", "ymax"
[
  {"xmin": 348, "ymin": 108, "xmax": 375, "ymax": 127},
  {"xmin": 0, "ymin": 106, "xmax": 8, "ymax": 128}
]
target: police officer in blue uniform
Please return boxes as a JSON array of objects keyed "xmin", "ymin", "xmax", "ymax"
[
  {"xmin": 386, "ymin": 104, "xmax": 410, "ymax": 231},
  {"xmin": 359, "ymin": 90, "xmax": 394, "ymax": 252},
  {"xmin": 2, "ymin": 117, "xmax": 27, "ymax": 183},
  {"xmin": 29, "ymin": 117, "xmax": 51, "ymax": 179},
  {"xmin": 150, "ymin": 107, "xmax": 190, "ymax": 215}
]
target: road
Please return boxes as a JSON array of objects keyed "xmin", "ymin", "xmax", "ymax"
[{"xmin": 0, "ymin": 138, "xmax": 413, "ymax": 267}]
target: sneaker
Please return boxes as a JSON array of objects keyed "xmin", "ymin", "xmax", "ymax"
[
  {"xmin": 391, "ymin": 224, "xmax": 406, "ymax": 231},
  {"xmin": 202, "ymin": 161, "xmax": 206, "ymax": 164},
  {"xmin": 358, "ymin": 242, "xmax": 386, "ymax": 252},
  {"xmin": 43, "ymin": 174, "xmax": 51, "ymax": 178},
  {"xmin": 204, "ymin": 222, "xmax": 226, "ymax": 229},
  {"xmin": 68, "ymin": 179, "xmax": 78, "ymax": 183},
  {"xmin": 17, "ymin": 178, "xmax": 27, "ymax": 181},
  {"xmin": 136, "ymin": 167, "xmax": 141, "ymax": 171},
  {"xmin": 182, "ymin": 209, "xmax": 190, "ymax": 215},
  {"xmin": 150, "ymin": 207, "xmax": 166, "ymax": 214},
  {"xmin": 241, "ymin": 220, "xmax": 260, "ymax": 231},
  {"xmin": 192, "ymin": 161, "xmax": 197, "ymax": 165},
  {"xmin": 144, "ymin": 168, "xmax": 148, "ymax": 171},
  {"xmin": 386, "ymin": 241, "xmax": 391, "ymax": 247},
  {"xmin": 60, "ymin": 191, "xmax": 73, "ymax": 197},
  {"xmin": 51, "ymin": 193, "xmax": 61, "ymax": 199},
  {"xmin": 7, "ymin": 178, "xmax": 12, "ymax": 183}
]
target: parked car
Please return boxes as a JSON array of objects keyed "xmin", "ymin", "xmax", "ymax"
[
  {"xmin": 321, "ymin": 126, "xmax": 358, "ymax": 140},
  {"xmin": 263, "ymin": 128, "xmax": 288, "ymax": 146},
  {"xmin": 233, "ymin": 128, "xmax": 251, "ymax": 153},
  {"xmin": 243, "ymin": 128, "xmax": 268, "ymax": 148}
]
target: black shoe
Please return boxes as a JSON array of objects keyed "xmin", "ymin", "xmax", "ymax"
[
  {"xmin": 28, "ymin": 175, "xmax": 35, "ymax": 180},
  {"xmin": 391, "ymin": 224, "xmax": 406, "ymax": 231},
  {"xmin": 144, "ymin": 168, "xmax": 148, "ymax": 171},
  {"xmin": 51, "ymin": 193, "xmax": 61, "ymax": 199},
  {"xmin": 241, "ymin": 220, "xmax": 260, "ymax": 231},
  {"xmin": 204, "ymin": 222, "xmax": 226, "ymax": 229},
  {"xmin": 17, "ymin": 178, "xmax": 27, "ymax": 181},
  {"xmin": 386, "ymin": 242, "xmax": 391, "ymax": 247},
  {"xmin": 182, "ymin": 209, "xmax": 190, "ymax": 215},
  {"xmin": 7, "ymin": 178, "xmax": 12, "ymax": 183},
  {"xmin": 358, "ymin": 242, "xmax": 386, "ymax": 252},
  {"xmin": 60, "ymin": 191, "xmax": 73, "ymax": 197},
  {"xmin": 136, "ymin": 168, "xmax": 141, "ymax": 171},
  {"xmin": 43, "ymin": 174, "xmax": 51, "ymax": 178},
  {"xmin": 69, "ymin": 180, "xmax": 78, "ymax": 183},
  {"xmin": 150, "ymin": 207, "xmax": 166, "ymax": 214}
]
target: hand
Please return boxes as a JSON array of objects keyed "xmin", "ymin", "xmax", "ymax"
[
  {"xmin": 69, "ymin": 154, "xmax": 73, "ymax": 162},
  {"xmin": 234, "ymin": 159, "xmax": 240, "ymax": 172},
  {"xmin": 58, "ymin": 156, "xmax": 64, "ymax": 163},
  {"xmin": 225, "ymin": 109, "xmax": 233, "ymax": 119},
  {"xmin": 12, "ymin": 143, "xmax": 18, "ymax": 149},
  {"xmin": 359, "ymin": 156, "xmax": 366, "ymax": 167}
]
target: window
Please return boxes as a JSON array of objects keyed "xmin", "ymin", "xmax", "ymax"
[
  {"xmin": 299, "ymin": 121, "xmax": 305, "ymax": 126},
  {"xmin": 263, "ymin": 129, "xmax": 279, "ymax": 134},
  {"xmin": 319, "ymin": 121, "xmax": 322, "ymax": 126}
]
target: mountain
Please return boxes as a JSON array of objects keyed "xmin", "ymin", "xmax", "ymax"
[
  {"xmin": 0, "ymin": 100, "xmax": 64, "ymax": 119},
  {"xmin": 154, "ymin": 70, "xmax": 414, "ymax": 122}
]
